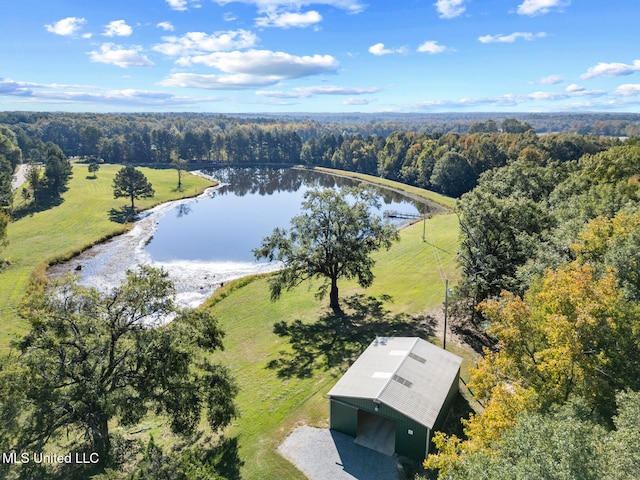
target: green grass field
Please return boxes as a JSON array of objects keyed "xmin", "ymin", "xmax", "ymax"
[
  {"xmin": 0, "ymin": 165, "xmax": 473, "ymax": 479},
  {"xmin": 203, "ymin": 211, "xmax": 468, "ymax": 479},
  {"xmin": 0, "ymin": 164, "xmax": 214, "ymax": 347},
  {"xmin": 312, "ymin": 166, "xmax": 458, "ymax": 210}
]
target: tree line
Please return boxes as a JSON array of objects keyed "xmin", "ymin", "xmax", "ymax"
[
  {"xmin": 2, "ymin": 114, "xmax": 621, "ymax": 200},
  {"xmin": 425, "ymin": 139, "xmax": 640, "ymax": 478}
]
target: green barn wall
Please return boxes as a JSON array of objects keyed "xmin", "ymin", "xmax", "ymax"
[
  {"xmin": 329, "ymin": 398, "xmax": 358, "ymax": 437},
  {"xmin": 434, "ymin": 372, "xmax": 461, "ymax": 431},
  {"xmin": 329, "ymin": 396, "xmax": 430, "ymax": 460}
]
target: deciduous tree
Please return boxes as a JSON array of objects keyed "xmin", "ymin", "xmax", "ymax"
[
  {"xmin": 88, "ymin": 161, "xmax": 100, "ymax": 178},
  {"xmin": 170, "ymin": 152, "xmax": 188, "ymax": 190},
  {"xmin": 1, "ymin": 266, "xmax": 237, "ymax": 471},
  {"xmin": 43, "ymin": 142, "xmax": 72, "ymax": 196},
  {"xmin": 254, "ymin": 186, "xmax": 399, "ymax": 313}
]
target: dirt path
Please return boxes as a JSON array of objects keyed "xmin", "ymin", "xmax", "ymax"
[{"xmin": 424, "ymin": 306, "xmax": 465, "ymax": 350}]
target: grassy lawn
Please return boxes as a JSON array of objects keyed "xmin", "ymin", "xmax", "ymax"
[
  {"xmin": 311, "ymin": 166, "xmax": 458, "ymax": 210},
  {"xmin": 0, "ymin": 164, "xmax": 214, "ymax": 348},
  {"xmin": 204, "ymin": 210, "xmax": 473, "ymax": 480},
  {"xmin": 1, "ymin": 166, "xmax": 476, "ymax": 478}
]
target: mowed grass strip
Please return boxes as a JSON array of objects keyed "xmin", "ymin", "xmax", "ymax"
[
  {"xmin": 312, "ymin": 166, "xmax": 457, "ymax": 210},
  {"xmin": 205, "ymin": 211, "xmax": 464, "ymax": 480},
  {"xmin": 0, "ymin": 164, "xmax": 214, "ymax": 347}
]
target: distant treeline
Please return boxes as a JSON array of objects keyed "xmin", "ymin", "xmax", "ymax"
[{"xmin": 2, "ymin": 112, "xmax": 631, "ymax": 199}]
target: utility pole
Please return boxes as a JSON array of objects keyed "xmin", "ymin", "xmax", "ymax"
[{"xmin": 443, "ymin": 279, "xmax": 449, "ymax": 350}]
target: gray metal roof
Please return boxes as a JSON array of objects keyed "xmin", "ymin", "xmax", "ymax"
[{"xmin": 327, "ymin": 337, "xmax": 462, "ymax": 429}]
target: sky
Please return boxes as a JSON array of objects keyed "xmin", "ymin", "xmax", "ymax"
[{"xmin": 1, "ymin": 0, "xmax": 639, "ymax": 113}]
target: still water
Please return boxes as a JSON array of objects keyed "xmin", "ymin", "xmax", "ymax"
[
  {"xmin": 145, "ymin": 167, "xmax": 425, "ymax": 263},
  {"xmin": 50, "ymin": 168, "xmax": 429, "ymax": 308}
]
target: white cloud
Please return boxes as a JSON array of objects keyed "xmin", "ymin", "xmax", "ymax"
[
  {"xmin": 369, "ymin": 43, "xmax": 391, "ymax": 56},
  {"xmin": 581, "ymin": 60, "xmax": 640, "ymax": 80},
  {"xmin": 104, "ymin": 20, "xmax": 133, "ymax": 37},
  {"xmin": 417, "ymin": 40, "xmax": 448, "ymax": 54},
  {"xmin": 89, "ymin": 44, "xmax": 154, "ymax": 68},
  {"xmin": 157, "ymin": 21, "xmax": 175, "ymax": 31},
  {"xmin": 614, "ymin": 84, "xmax": 640, "ymax": 96},
  {"xmin": 478, "ymin": 32, "xmax": 546, "ymax": 43},
  {"xmin": 159, "ymin": 72, "xmax": 282, "ymax": 89},
  {"xmin": 165, "ymin": 0, "xmax": 201, "ymax": 10},
  {"xmin": 0, "ymin": 77, "xmax": 207, "ymax": 107},
  {"xmin": 408, "ymin": 86, "xmax": 613, "ymax": 111},
  {"xmin": 45, "ymin": 17, "xmax": 86, "ymax": 36},
  {"xmin": 565, "ymin": 84, "xmax": 584, "ymax": 92},
  {"xmin": 343, "ymin": 97, "xmax": 374, "ymax": 105},
  {"xmin": 154, "ymin": 30, "xmax": 258, "ymax": 57},
  {"xmin": 256, "ymin": 85, "xmax": 380, "ymax": 98},
  {"xmin": 412, "ymin": 94, "xmax": 521, "ymax": 110},
  {"xmin": 185, "ymin": 49, "xmax": 339, "ymax": 78},
  {"xmin": 434, "ymin": 0, "xmax": 466, "ymax": 19},
  {"xmin": 528, "ymin": 87, "xmax": 605, "ymax": 100},
  {"xmin": 532, "ymin": 74, "xmax": 564, "ymax": 85},
  {"xmin": 517, "ymin": 0, "xmax": 570, "ymax": 16},
  {"xmin": 368, "ymin": 43, "xmax": 406, "ymax": 56},
  {"xmin": 255, "ymin": 10, "xmax": 322, "ymax": 28},
  {"xmin": 212, "ymin": 0, "xmax": 365, "ymax": 14}
]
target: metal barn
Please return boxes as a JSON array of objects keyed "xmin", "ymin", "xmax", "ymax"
[{"xmin": 327, "ymin": 337, "xmax": 462, "ymax": 461}]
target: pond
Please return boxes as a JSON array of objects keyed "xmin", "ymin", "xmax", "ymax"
[{"xmin": 50, "ymin": 167, "xmax": 436, "ymax": 308}]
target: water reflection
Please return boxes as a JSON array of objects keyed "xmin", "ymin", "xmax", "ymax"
[
  {"xmin": 207, "ymin": 166, "xmax": 428, "ymax": 210},
  {"xmin": 144, "ymin": 167, "xmax": 427, "ymax": 264},
  {"xmin": 50, "ymin": 167, "xmax": 435, "ymax": 309}
]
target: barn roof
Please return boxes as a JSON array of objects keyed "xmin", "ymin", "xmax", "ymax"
[{"xmin": 327, "ymin": 337, "xmax": 462, "ymax": 429}]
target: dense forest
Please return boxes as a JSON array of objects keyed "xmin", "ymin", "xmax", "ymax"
[
  {"xmin": 425, "ymin": 137, "xmax": 640, "ymax": 478},
  {"xmin": 0, "ymin": 112, "xmax": 627, "ymax": 200}
]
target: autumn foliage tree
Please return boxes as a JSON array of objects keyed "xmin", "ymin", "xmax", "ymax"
[{"xmin": 425, "ymin": 260, "xmax": 640, "ymax": 476}]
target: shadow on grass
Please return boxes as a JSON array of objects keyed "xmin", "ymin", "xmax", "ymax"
[
  {"xmin": 208, "ymin": 436, "xmax": 244, "ymax": 480},
  {"xmin": 12, "ymin": 193, "xmax": 64, "ymax": 220},
  {"xmin": 450, "ymin": 324, "xmax": 495, "ymax": 355},
  {"xmin": 108, "ymin": 205, "xmax": 135, "ymax": 224},
  {"xmin": 267, "ymin": 294, "xmax": 437, "ymax": 378},
  {"xmin": 441, "ymin": 391, "xmax": 474, "ymax": 439}
]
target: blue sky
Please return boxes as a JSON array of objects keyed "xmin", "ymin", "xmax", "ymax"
[{"xmin": 1, "ymin": 0, "xmax": 639, "ymax": 113}]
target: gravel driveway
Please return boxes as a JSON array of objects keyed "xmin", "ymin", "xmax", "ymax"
[
  {"xmin": 12, "ymin": 163, "xmax": 29, "ymax": 191},
  {"xmin": 279, "ymin": 426, "xmax": 399, "ymax": 480}
]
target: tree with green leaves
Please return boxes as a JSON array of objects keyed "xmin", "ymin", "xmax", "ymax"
[
  {"xmin": 254, "ymin": 186, "xmax": 399, "ymax": 313},
  {"xmin": 429, "ymin": 151, "xmax": 477, "ymax": 197},
  {"xmin": 88, "ymin": 161, "xmax": 100, "ymax": 178},
  {"xmin": 112, "ymin": 165, "xmax": 154, "ymax": 211},
  {"xmin": 0, "ymin": 211, "xmax": 8, "ymax": 265},
  {"xmin": 25, "ymin": 162, "xmax": 42, "ymax": 205},
  {"xmin": 43, "ymin": 142, "xmax": 72, "ymax": 196},
  {"xmin": 0, "ymin": 266, "xmax": 237, "ymax": 473},
  {"xmin": 426, "ymin": 399, "xmax": 605, "ymax": 480},
  {"xmin": 170, "ymin": 151, "xmax": 188, "ymax": 190},
  {"xmin": 79, "ymin": 124, "xmax": 104, "ymax": 157},
  {"xmin": 0, "ymin": 127, "xmax": 21, "ymax": 215}
]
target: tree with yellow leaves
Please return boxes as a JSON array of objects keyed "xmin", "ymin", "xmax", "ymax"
[{"xmin": 425, "ymin": 261, "xmax": 640, "ymax": 476}]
